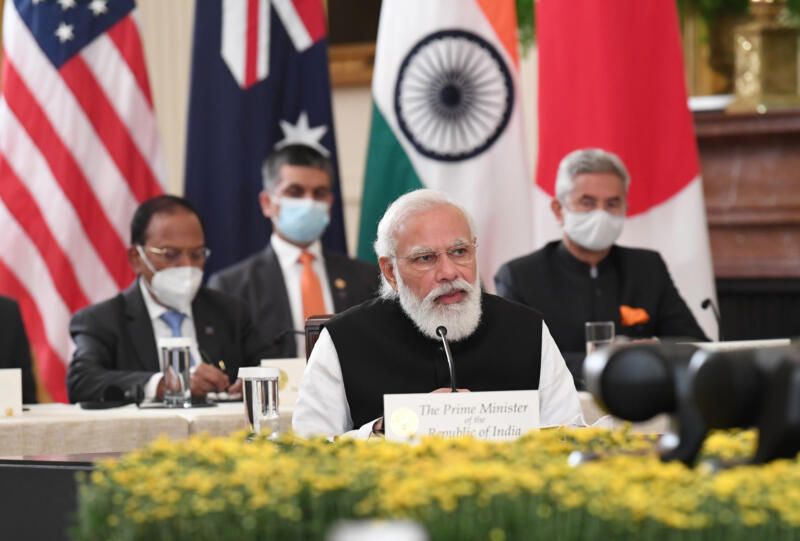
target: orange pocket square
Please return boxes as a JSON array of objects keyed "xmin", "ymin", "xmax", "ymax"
[{"xmin": 620, "ymin": 305, "xmax": 650, "ymax": 326}]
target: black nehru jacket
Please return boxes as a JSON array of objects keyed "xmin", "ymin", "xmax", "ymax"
[
  {"xmin": 495, "ymin": 241, "xmax": 708, "ymax": 386},
  {"xmin": 325, "ymin": 293, "xmax": 543, "ymax": 428}
]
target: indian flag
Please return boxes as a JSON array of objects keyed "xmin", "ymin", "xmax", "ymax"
[
  {"xmin": 534, "ymin": 0, "xmax": 717, "ymax": 338},
  {"xmin": 357, "ymin": 0, "xmax": 533, "ymax": 290}
]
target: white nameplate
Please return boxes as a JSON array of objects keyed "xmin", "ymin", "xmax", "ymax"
[
  {"xmin": 0, "ymin": 368, "xmax": 23, "ymax": 417},
  {"xmin": 384, "ymin": 390, "xmax": 539, "ymax": 442},
  {"xmin": 260, "ymin": 357, "xmax": 306, "ymax": 409}
]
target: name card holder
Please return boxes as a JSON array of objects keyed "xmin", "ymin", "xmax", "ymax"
[
  {"xmin": 0, "ymin": 368, "xmax": 23, "ymax": 417},
  {"xmin": 384, "ymin": 390, "xmax": 539, "ymax": 442},
  {"xmin": 260, "ymin": 357, "xmax": 306, "ymax": 410}
]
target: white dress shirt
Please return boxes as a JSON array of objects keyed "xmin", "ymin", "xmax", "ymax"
[
  {"xmin": 292, "ymin": 321, "xmax": 583, "ymax": 439},
  {"xmin": 270, "ymin": 233, "xmax": 334, "ymax": 355},
  {"xmin": 139, "ymin": 279, "xmax": 201, "ymax": 399}
]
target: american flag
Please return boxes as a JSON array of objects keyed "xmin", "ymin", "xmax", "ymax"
[{"xmin": 0, "ymin": 0, "xmax": 164, "ymax": 402}]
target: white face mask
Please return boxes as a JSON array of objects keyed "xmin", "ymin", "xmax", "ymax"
[
  {"xmin": 562, "ymin": 208, "xmax": 624, "ymax": 252},
  {"xmin": 136, "ymin": 246, "xmax": 203, "ymax": 313}
]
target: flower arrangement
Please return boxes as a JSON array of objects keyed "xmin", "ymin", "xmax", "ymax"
[{"xmin": 73, "ymin": 428, "xmax": 800, "ymax": 541}]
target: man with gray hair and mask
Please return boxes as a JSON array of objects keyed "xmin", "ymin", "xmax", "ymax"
[
  {"xmin": 495, "ymin": 148, "xmax": 707, "ymax": 388},
  {"xmin": 293, "ymin": 189, "xmax": 581, "ymax": 438}
]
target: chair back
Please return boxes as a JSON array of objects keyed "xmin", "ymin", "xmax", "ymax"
[{"xmin": 304, "ymin": 314, "xmax": 333, "ymax": 360}]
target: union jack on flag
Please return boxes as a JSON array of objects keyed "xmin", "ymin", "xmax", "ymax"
[
  {"xmin": 0, "ymin": 0, "xmax": 164, "ymax": 401},
  {"xmin": 185, "ymin": 0, "xmax": 347, "ymax": 277},
  {"xmin": 219, "ymin": 0, "xmax": 327, "ymax": 89}
]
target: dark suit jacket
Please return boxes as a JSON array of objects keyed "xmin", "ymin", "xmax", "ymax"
[
  {"xmin": 0, "ymin": 296, "xmax": 36, "ymax": 404},
  {"xmin": 207, "ymin": 244, "xmax": 379, "ymax": 358},
  {"xmin": 66, "ymin": 281, "xmax": 272, "ymax": 403},
  {"xmin": 495, "ymin": 241, "xmax": 708, "ymax": 384}
]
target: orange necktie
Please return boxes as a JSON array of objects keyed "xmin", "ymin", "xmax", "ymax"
[{"xmin": 299, "ymin": 251, "xmax": 326, "ymax": 320}]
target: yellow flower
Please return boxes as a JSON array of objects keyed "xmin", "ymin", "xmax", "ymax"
[{"xmin": 76, "ymin": 427, "xmax": 800, "ymax": 538}]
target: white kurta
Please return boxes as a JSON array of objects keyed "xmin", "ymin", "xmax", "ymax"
[{"xmin": 292, "ymin": 322, "xmax": 583, "ymax": 438}]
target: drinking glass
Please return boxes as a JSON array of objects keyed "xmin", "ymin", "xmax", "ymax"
[
  {"xmin": 158, "ymin": 337, "xmax": 192, "ymax": 408},
  {"xmin": 585, "ymin": 321, "xmax": 615, "ymax": 355}
]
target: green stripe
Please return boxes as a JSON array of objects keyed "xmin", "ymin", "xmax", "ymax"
[{"xmin": 356, "ymin": 104, "xmax": 424, "ymax": 263}]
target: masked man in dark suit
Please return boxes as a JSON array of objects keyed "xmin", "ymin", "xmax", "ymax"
[
  {"xmin": 67, "ymin": 196, "xmax": 271, "ymax": 403},
  {"xmin": 0, "ymin": 295, "xmax": 36, "ymax": 403},
  {"xmin": 208, "ymin": 144, "xmax": 379, "ymax": 358},
  {"xmin": 495, "ymin": 149, "xmax": 707, "ymax": 388}
]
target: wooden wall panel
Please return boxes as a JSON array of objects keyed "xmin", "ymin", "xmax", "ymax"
[{"xmin": 696, "ymin": 110, "xmax": 800, "ymax": 278}]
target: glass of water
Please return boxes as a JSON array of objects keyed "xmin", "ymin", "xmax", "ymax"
[
  {"xmin": 238, "ymin": 366, "xmax": 280, "ymax": 438},
  {"xmin": 585, "ymin": 321, "xmax": 615, "ymax": 356},
  {"xmin": 158, "ymin": 337, "xmax": 192, "ymax": 408}
]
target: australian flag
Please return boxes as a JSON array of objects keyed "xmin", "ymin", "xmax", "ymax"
[{"xmin": 184, "ymin": 0, "xmax": 347, "ymax": 276}]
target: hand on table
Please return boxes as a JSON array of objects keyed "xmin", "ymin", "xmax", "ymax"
[
  {"xmin": 191, "ymin": 363, "xmax": 230, "ymax": 397},
  {"xmin": 227, "ymin": 378, "xmax": 243, "ymax": 395}
]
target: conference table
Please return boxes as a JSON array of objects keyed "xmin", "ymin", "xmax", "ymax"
[
  {"xmin": 0, "ymin": 393, "xmax": 666, "ymax": 457},
  {"xmin": 0, "ymin": 402, "xmax": 292, "ymax": 457}
]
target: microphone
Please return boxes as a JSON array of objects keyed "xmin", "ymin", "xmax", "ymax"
[
  {"xmin": 701, "ymin": 298, "xmax": 723, "ymax": 341},
  {"xmin": 435, "ymin": 326, "xmax": 458, "ymax": 392}
]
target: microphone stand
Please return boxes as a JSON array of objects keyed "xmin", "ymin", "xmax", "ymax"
[
  {"xmin": 701, "ymin": 298, "xmax": 723, "ymax": 341},
  {"xmin": 436, "ymin": 326, "xmax": 458, "ymax": 392}
]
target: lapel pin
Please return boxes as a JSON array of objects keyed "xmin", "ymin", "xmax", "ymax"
[
  {"xmin": 205, "ymin": 326, "xmax": 215, "ymax": 335},
  {"xmin": 334, "ymin": 278, "xmax": 347, "ymax": 290}
]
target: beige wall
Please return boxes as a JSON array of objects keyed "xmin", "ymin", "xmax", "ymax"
[
  {"xmin": 137, "ymin": 0, "xmax": 195, "ymax": 197},
  {"xmin": 136, "ymin": 1, "xmax": 538, "ymax": 257}
]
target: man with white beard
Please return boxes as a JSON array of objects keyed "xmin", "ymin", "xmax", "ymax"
[{"xmin": 292, "ymin": 189, "xmax": 581, "ymax": 438}]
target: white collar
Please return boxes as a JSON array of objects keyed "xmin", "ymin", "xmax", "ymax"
[
  {"xmin": 138, "ymin": 277, "xmax": 193, "ymax": 321},
  {"xmin": 270, "ymin": 232, "xmax": 324, "ymax": 266}
]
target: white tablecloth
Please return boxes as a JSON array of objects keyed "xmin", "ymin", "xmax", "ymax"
[
  {"xmin": 0, "ymin": 402, "xmax": 289, "ymax": 457},
  {"xmin": 0, "ymin": 395, "xmax": 665, "ymax": 457},
  {"xmin": 579, "ymin": 391, "xmax": 670, "ymax": 433}
]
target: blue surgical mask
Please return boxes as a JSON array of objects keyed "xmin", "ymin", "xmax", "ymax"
[{"xmin": 275, "ymin": 197, "xmax": 330, "ymax": 245}]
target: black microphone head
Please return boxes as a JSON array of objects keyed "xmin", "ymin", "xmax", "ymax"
[
  {"xmin": 691, "ymin": 348, "xmax": 770, "ymax": 429},
  {"xmin": 436, "ymin": 326, "xmax": 447, "ymax": 337},
  {"xmin": 585, "ymin": 345, "xmax": 675, "ymax": 421},
  {"xmin": 701, "ymin": 298, "xmax": 711, "ymax": 309},
  {"xmin": 586, "ymin": 344, "xmax": 698, "ymax": 422}
]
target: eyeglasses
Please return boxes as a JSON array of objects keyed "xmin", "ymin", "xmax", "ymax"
[
  {"xmin": 398, "ymin": 242, "xmax": 477, "ymax": 272},
  {"xmin": 141, "ymin": 245, "xmax": 211, "ymax": 265}
]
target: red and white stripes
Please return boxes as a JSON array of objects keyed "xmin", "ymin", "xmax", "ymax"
[
  {"xmin": 221, "ymin": 0, "xmax": 326, "ymax": 89},
  {"xmin": 0, "ymin": 1, "xmax": 164, "ymax": 401}
]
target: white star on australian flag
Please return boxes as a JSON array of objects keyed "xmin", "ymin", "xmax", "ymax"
[{"xmin": 274, "ymin": 112, "xmax": 330, "ymax": 157}]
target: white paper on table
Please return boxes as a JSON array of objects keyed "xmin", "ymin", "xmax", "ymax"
[{"xmin": 0, "ymin": 368, "xmax": 23, "ymax": 417}]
